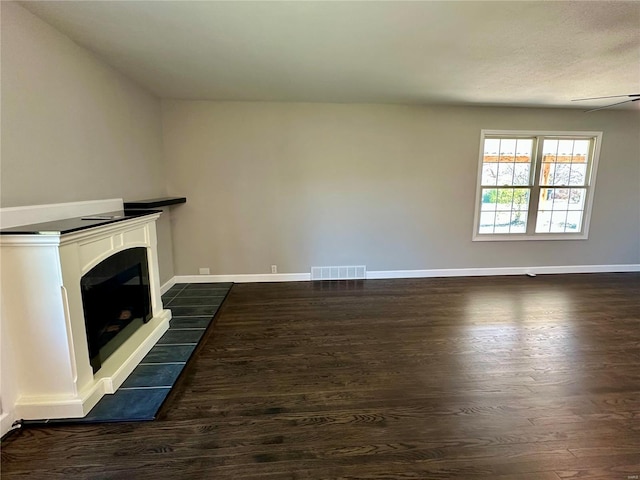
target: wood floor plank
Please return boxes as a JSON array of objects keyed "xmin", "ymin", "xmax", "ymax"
[{"xmin": 2, "ymin": 273, "xmax": 639, "ymax": 479}]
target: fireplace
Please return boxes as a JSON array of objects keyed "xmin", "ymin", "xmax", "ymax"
[
  {"xmin": 81, "ymin": 247, "xmax": 152, "ymax": 373},
  {"xmin": 0, "ymin": 199, "xmax": 171, "ymax": 422}
]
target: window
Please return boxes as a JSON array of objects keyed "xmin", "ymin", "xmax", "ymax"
[{"xmin": 473, "ymin": 130, "xmax": 602, "ymax": 241}]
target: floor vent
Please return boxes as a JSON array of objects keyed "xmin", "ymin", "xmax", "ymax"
[{"xmin": 311, "ymin": 265, "xmax": 366, "ymax": 281}]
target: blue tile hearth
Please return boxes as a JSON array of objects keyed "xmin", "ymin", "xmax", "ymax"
[
  {"xmin": 156, "ymin": 328, "xmax": 206, "ymax": 345},
  {"xmin": 25, "ymin": 282, "xmax": 231, "ymax": 426},
  {"xmin": 168, "ymin": 305, "xmax": 219, "ymax": 316},
  {"xmin": 165, "ymin": 296, "xmax": 225, "ymax": 307},
  {"xmin": 178, "ymin": 288, "xmax": 230, "ymax": 297},
  {"xmin": 83, "ymin": 388, "xmax": 171, "ymax": 422},
  {"xmin": 121, "ymin": 364, "xmax": 185, "ymax": 388},
  {"xmin": 169, "ymin": 316, "xmax": 214, "ymax": 329},
  {"xmin": 141, "ymin": 344, "xmax": 197, "ymax": 363}
]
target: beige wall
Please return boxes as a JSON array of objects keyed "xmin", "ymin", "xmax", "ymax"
[
  {"xmin": 162, "ymin": 101, "xmax": 640, "ymax": 275},
  {"xmin": 2, "ymin": 2, "xmax": 639, "ymax": 280},
  {"xmin": 1, "ymin": 2, "xmax": 174, "ymax": 283}
]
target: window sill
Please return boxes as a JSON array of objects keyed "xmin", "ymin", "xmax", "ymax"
[{"xmin": 472, "ymin": 232, "xmax": 589, "ymax": 241}]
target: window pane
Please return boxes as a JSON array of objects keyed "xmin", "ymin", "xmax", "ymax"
[
  {"xmin": 542, "ymin": 139, "xmax": 558, "ymax": 160},
  {"xmin": 479, "ymin": 188, "xmax": 530, "ymax": 233},
  {"xmin": 557, "ymin": 139, "xmax": 575, "ymax": 156},
  {"xmin": 499, "ymin": 139, "xmax": 516, "ymax": 157},
  {"xmin": 536, "ymin": 188, "xmax": 585, "ymax": 233},
  {"xmin": 496, "ymin": 188, "xmax": 514, "ymax": 210},
  {"xmin": 550, "ymin": 210, "xmax": 569, "ymax": 232},
  {"xmin": 543, "ymin": 138, "xmax": 589, "ymax": 165},
  {"xmin": 541, "ymin": 163, "xmax": 574, "ymax": 186},
  {"xmin": 540, "ymin": 163, "xmax": 554, "ymax": 186},
  {"xmin": 553, "ymin": 164, "xmax": 571, "ymax": 186},
  {"xmin": 536, "ymin": 210, "xmax": 552, "ymax": 232},
  {"xmin": 568, "ymin": 164, "xmax": 587, "ymax": 186},
  {"xmin": 573, "ymin": 139, "xmax": 590, "ymax": 156},
  {"xmin": 484, "ymin": 139, "xmax": 500, "ymax": 156},
  {"xmin": 497, "ymin": 163, "xmax": 514, "ymax": 185},
  {"xmin": 482, "ymin": 163, "xmax": 499, "ymax": 185},
  {"xmin": 479, "ymin": 212, "xmax": 496, "ymax": 233},
  {"xmin": 494, "ymin": 212, "xmax": 511, "ymax": 233},
  {"xmin": 546, "ymin": 188, "xmax": 570, "ymax": 209},
  {"xmin": 509, "ymin": 211, "xmax": 528, "ymax": 233},
  {"xmin": 481, "ymin": 189, "xmax": 498, "ymax": 211},
  {"xmin": 565, "ymin": 211, "xmax": 583, "ymax": 232},
  {"xmin": 515, "ymin": 139, "xmax": 533, "ymax": 159},
  {"xmin": 497, "ymin": 188, "xmax": 529, "ymax": 210},
  {"xmin": 538, "ymin": 188, "xmax": 554, "ymax": 211},
  {"xmin": 513, "ymin": 163, "xmax": 530, "ymax": 185},
  {"xmin": 567, "ymin": 188, "xmax": 586, "ymax": 210},
  {"xmin": 483, "ymin": 137, "xmax": 533, "ymax": 189}
]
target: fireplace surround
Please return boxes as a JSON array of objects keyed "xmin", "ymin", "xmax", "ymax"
[{"xmin": 0, "ymin": 199, "xmax": 171, "ymax": 422}]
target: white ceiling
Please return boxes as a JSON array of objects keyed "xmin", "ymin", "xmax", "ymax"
[{"xmin": 20, "ymin": 1, "xmax": 640, "ymax": 110}]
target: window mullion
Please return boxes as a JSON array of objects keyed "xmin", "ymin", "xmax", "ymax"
[{"xmin": 527, "ymin": 136, "xmax": 544, "ymax": 235}]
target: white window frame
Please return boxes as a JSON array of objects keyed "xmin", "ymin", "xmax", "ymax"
[{"xmin": 472, "ymin": 130, "xmax": 603, "ymax": 241}]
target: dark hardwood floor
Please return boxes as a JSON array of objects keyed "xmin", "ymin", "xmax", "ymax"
[{"xmin": 2, "ymin": 273, "xmax": 639, "ymax": 479}]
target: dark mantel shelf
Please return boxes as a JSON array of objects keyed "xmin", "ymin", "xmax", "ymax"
[{"xmin": 123, "ymin": 197, "xmax": 186, "ymax": 209}]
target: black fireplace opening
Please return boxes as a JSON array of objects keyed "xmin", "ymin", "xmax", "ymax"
[{"xmin": 80, "ymin": 247, "xmax": 152, "ymax": 374}]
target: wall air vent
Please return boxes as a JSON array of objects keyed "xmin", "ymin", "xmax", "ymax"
[{"xmin": 311, "ymin": 265, "xmax": 366, "ymax": 281}]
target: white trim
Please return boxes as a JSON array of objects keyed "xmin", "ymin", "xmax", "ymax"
[
  {"xmin": 171, "ymin": 264, "xmax": 639, "ymax": 285},
  {"xmin": 175, "ymin": 273, "xmax": 311, "ymax": 283},
  {"xmin": 481, "ymin": 130, "xmax": 605, "ymax": 137},
  {"xmin": 0, "ymin": 198, "xmax": 123, "ymax": 229},
  {"xmin": 59, "ymin": 213, "xmax": 161, "ymax": 247},
  {"xmin": 366, "ymin": 264, "xmax": 640, "ymax": 279},
  {"xmin": 580, "ymin": 132, "xmax": 603, "ymax": 238},
  {"xmin": 472, "ymin": 233, "xmax": 588, "ymax": 241},
  {"xmin": 161, "ymin": 277, "xmax": 177, "ymax": 294},
  {"xmin": 1, "ymin": 411, "xmax": 20, "ymax": 439},
  {"xmin": 0, "ymin": 234, "xmax": 62, "ymax": 247}
]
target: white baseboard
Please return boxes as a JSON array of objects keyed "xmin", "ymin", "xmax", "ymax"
[
  {"xmin": 172, "ymin": 264, "xmax": 639, "ymax": 285},
  {"xmin": 160, "ymin": 277, "xmax": 177, "ymax": 294},
  {"xmin": 1, "ymin": 411, "xmax": 19, "ymax": 439},
  {"xmin": 175, "ymin": 273, "xmax": 311, "ymax": 284},
  {"xmin": 367, "ymin": 264, "xmax": 640, "ymax": 279}
]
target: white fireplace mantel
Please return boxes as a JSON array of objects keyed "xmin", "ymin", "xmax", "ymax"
[{"xmin": 0, "ymin": 200, "xmax": 171, "ymax": 423}]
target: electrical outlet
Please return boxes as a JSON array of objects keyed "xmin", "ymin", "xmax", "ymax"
[
  {"xmin": 199, "ymin": 267, "xmax": 210, "ymax": 275},
  {"xmin": 271, "ymin": 265, "xmax": 277, "ymax": 274}
]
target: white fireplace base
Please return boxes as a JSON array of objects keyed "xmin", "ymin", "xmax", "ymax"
[{"xmin": 1, "ymin": 200, "xmax": 170, "ymax": 421}]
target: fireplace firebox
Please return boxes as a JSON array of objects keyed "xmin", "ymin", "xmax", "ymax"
[{"xmin": 81, "ymin": 247, "xmax": 152, "ymax": 373}]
